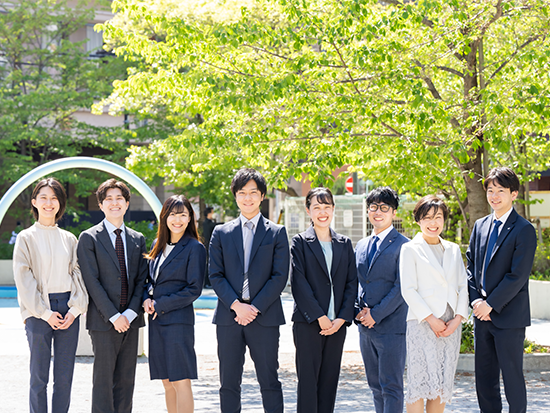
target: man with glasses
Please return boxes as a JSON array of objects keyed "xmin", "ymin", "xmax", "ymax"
[
  {"xmin": 209, "ymin": 168, "xmax": 290, "ymax": 413},
  {"xmin": 355, "ymin": 187, "xmax": 409, "ymax": 413}
]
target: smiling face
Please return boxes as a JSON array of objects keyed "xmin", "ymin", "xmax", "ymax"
[
  {"xmin": 486, "ymin": 181, "xmax": 517, "ymax": 219},
  {"xmin": 235, "ymin": 179, "xmax": 265, "ymax": 220},
  {"xmin": 306, "ymin": 196, "xmax": 334, "ymax": 230},
  {"xmin": 166, "ymin": 206, "xmax": 190, "ymax": 243},
  {"xmin": 418, "ymin": 207, "xmax": 445, "ymax": 244},
  {"xmin": 31, "ymin": 186, "xmax": 60, "ymax": 225},
  {"xmin": 368, "ymin": 203, "xmax": 396, "ymax": 234},
  {"xmin": 99, "ymin": 188, "xmax": 129, "ymax": 227}
]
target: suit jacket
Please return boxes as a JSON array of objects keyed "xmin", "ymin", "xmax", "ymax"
[
  {"xmin": 466, "ymin": 208, "xmax": 537, "ymax": 329},
  {"xmin": 355, "ymin": 228, "xmax": 409, "ymax": 334},
  {"xmin": 290, "ymin": 226, "xmax": 357, "ymax": 325},
  {"xmin": 209, "ymin": 215, "xmax": 290, "ymax": 326},
  {"xmin": 77, "ymin": 221, "xmax": 148, "ymax": 331},
  {"xmin": 400, "ymin": 233, "xmax": 469, "ymax": 323},
  {"xmin": 145, "ymin": 235, "xmax": 206, "ymax": 326}
]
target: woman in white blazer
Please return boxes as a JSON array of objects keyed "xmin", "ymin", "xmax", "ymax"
[{"xmin": 399, "ymin": 195, "xmax": 468, "ymax": 413}]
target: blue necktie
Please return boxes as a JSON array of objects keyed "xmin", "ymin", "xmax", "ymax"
[
  {"xmin": 482, "ymin": 220, "xmax": 502, "ymax": 292},
  {"xmin": 367, "ymin": 235, "xmax": 379, "ymax": 267}
]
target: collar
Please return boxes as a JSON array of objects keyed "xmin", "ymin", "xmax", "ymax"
[
  {"xmin": 103, "ymin": 218, "xmax": 126, "ymax": 235},
  {"xmin": 239, "ymin": 212, "xmax": 262, "ymax": 229},
  {"xmin": 411, "ymin": 232, "xmax": 452, "ymax": 250},
  {"xmin": 371, "ymin": 225, "xmax": 394, "ymax": 244},
  {"xmin": 492, "ymin": 206, "xmax": 514, "ymax": 225}
]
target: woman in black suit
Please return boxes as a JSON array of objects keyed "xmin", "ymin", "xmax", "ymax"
[
  {"xmin": 290, "ymin": 187, "xmax": 358, "ymax": 413},
  {"xmin": 143, "ymin": 195, "xmax": 206, "ymax": 413}
]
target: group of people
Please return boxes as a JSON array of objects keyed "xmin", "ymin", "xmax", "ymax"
[{"xmin": 12, "ymin": 165, "xmax": 536, "ymax": 413}]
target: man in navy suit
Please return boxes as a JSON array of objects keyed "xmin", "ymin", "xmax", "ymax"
[
  {"xmin": 355, "ymin": 187, "xmax": 409, "ymax": 413},
  {"xmin": 209, "ymin": 168, "xmax": 290, "ymax": 413},
  {"xmin": 467, "ymin": 167, "xmax": 537, "ymax": 413}
]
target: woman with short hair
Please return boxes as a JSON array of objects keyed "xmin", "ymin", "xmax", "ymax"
[
  {"xmin": 399, "ymin": 195, "xmax": 469, "ymax": 413},
  {"xmin": 13, "ymin": 178, "xmax": 88, "ymax": 413}
]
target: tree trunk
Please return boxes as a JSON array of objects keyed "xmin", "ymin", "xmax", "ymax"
[
  {"xmin": 515, "ymin": 184, "xmax": 527, "ymax": 219},
  {"xmin": 460, "ymin": 38, "xmax": 489, "ymax": 231}
]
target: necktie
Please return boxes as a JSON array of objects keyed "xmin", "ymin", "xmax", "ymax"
[
  {"xmin": 114, "ymin": 229, "xmax": 128, "ymax": 308},
  {"xmin": 367, "ymin": 235, "xmax": 379, "ymax": 267},
  {"xmin": 242, "ymin": 221, "xmax": 254, "ymax": 302},
  {"xmin": 482, "ymin": 220, "xmax": 502, "ymax": 292}
]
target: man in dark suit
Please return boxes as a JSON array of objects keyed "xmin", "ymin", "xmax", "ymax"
[
  {"xmin": 209, "ymin": 168, "xmax": 290, "ymax": 413},
  {"xmin": 77, "ymin": 179, "xmax": 148, "ymax": 413},
  {"xmin": 467, "ymin": 167, "xmax": 537, "ymax": 413},
  {"xmin": 355, "ymin": 187, "xmax": 409, "ymax": 413},
  {"xmin": 202, "ymin": 206, "xmax": 217, "ymax": 288}
]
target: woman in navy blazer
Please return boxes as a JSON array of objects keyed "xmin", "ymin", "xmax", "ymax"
[
  {"xmin": 290, "ymin": 187, "xmax": 358, "ymax": 413},
  {"xmin": 143, "ymin": 195, "xmax": 206, "ymax": 413}
]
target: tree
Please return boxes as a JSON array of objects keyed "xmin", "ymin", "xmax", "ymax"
[
  {"xmin": 0, "ymin": 0, "xmax": 150, "ymax": 225},
  {"xmin": 98, "ymin": 0, "xmax": 550, "ymax": 230}
]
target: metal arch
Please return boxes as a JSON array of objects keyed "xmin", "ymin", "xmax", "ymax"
[{"xmin": 0, "ymin": 157, "xmax": 162, "ymax": 225}]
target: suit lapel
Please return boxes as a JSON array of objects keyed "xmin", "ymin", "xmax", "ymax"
[
  {"xmin": 249, "ymin": 216, "xmax": 268, "ymax": 264},
  {"xmin": 369, "ymin": 228, "xmax": 397, "ymax": 270},
  {"xmin": 97, "ymin": 223, "xmax": 121, "ymax": 272},
  {"xmin": 304, "ymin": 225, "xmax": 330, "ymax": 278},
  {"xmin": 157, "ymin": 235, "xmax": 191, "ymax": 278},
  {"xmin": 478, "ymin": 216, "xmax": 493, "ymax": 268},
  {"xmin": 230, "ymin": 219, "xmax": 245, "ymax": 269},
  {"xmin": 490, "ymin": 209, "xmax": 517, "ymax": 263},
  {"xmin": 413, "ymin": 233, "xmax": 447, "ymax": 284},
  {"xmin": 330, "ymin": 229, "xmax": 343, "ymax": 279}
]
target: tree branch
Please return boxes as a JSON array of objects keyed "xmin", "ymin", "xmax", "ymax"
[
  {"xmin": 198, "ymin": 59, "xmax": 256, "ymax": 77},
  {"xmin": 435, "ymin": 65, "xmax": 464, "ymax": 78},
  {"xmin": 487, "ymin": 34, "xmax": 543, "ymax": 85}
]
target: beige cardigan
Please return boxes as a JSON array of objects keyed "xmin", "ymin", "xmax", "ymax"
[{"xmin": 13, "ymin": 222, "xmax": 88, "ymax": 323}]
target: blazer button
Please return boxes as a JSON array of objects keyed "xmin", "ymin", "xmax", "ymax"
[{"xmin": 366, "ymin": 281, "xmax": 370, "ymax": 284}]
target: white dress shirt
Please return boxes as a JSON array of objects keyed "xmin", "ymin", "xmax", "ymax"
[{"xmin": 103, "ymin": 219, "xmax": 138, "ymax": 325}]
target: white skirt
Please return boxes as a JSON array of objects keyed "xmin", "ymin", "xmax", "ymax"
[{"xmin": 405, "ymin": 304, "xmax": 461, "ymax": 404}]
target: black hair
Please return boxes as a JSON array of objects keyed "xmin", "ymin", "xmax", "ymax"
[
  {"xmin": 366, "ymin": 186, "xmax": 399, "ymax": 210},
  {"xmin": 413, "ymin": 195, "xmax": 449, "ymax": 222},
  {"xmin": 31, "ymin": 178, "xmax": 67, "ymax": 221},
  {"xmin": 204, "ymin": 206, "xmax": 213, "ymax": 218},
  {"xmin": 305, "ymin": 187, "xmax": 335, "ymax": 209},
  {"xmin": 96, "ymin": 178, "xmax": 131, "ymax": 204},
  {"xmin": 230, "ymin": 168, "xmax": 267, "ymax": 197},
  {"xmin": 484, "ymin": 167, "xmax": 520, "ymax": 193},
  {"xmin": 145, "ymin": 195, "xmax": 199, "ymax": 260}
]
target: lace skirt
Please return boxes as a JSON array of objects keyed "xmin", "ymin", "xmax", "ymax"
[{"xmin": 405, "ymin": 304, "xmax": 461, "ymax": 405}]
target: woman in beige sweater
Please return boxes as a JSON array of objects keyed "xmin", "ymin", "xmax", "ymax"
[{"xmin": 13, "ymin": 178, "xmax": 88, "ymax": 413}]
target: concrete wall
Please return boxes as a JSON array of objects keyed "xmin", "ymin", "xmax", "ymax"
[
  {"xmin": 529, "ymin": 280, "xmax": 550, "ymax": 320},
  {"xmin": 0, "ymin": 260, "xmax": 13, "ymax": 285}
]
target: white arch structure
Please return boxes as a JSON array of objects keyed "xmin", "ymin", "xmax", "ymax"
[{"xmin": 0, "ymin": 157, "xmax": 162, "ymax": 225}]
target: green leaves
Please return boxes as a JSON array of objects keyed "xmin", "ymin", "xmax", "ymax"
[{"xmin": 95, "ymin": 0, "xmax": 550, "ymax": 228}]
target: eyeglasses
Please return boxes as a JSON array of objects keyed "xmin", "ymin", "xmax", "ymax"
[{"xmin": 368, "ymin": 203, "xmax": 392, "ymax": 213}]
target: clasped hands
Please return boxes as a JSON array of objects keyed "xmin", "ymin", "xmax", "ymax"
[
  {"xmin": 47, "ymin": 311, "xmax": 76, "ymax": 330},
  {"xmin": 356, "ymin": 307, "xmax": 376, "ymax": 329},
  {"xmin": 318, "ymin": 315, "xmax": 345, "ymax": 336},
  {"xmin": 425, "ymin": 314, "xmax": 462, "ymax": 338},
  {"xmin": 231, "ymin": 301, "xmax": 259, "ymax": 326},
  {"xmin": 472, "ymin": 300, "xmax": 492, "ymax": 321}
]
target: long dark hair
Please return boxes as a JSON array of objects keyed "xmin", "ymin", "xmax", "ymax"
[{"xmin": 145, "ymin": 195, "xmax": 199, "ymax": 260}]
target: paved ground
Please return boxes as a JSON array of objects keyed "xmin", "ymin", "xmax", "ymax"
[{"xmin": 1, "ymin": 293, "xmax": 550, "ymax": 412}]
